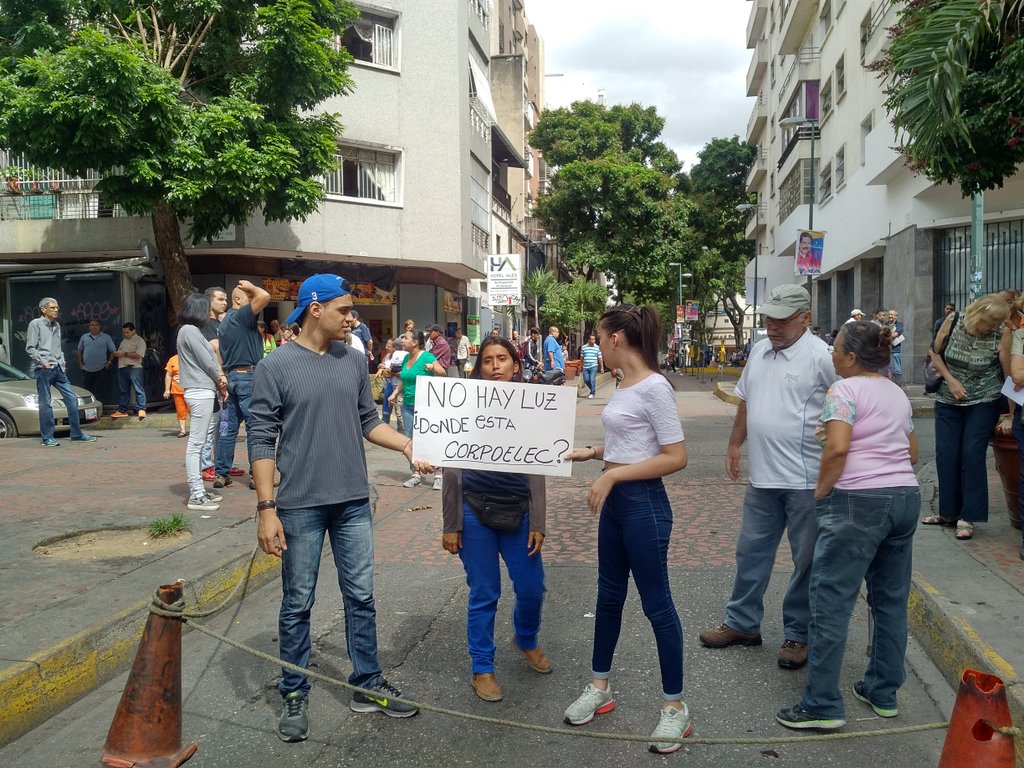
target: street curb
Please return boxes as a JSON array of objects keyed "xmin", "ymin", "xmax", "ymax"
[
  {"xmin": 713, "ymin": 382, "xmax": 742, "ymax": 406},
  {"xmin": 0, "ymin": 547, "xmax": 281, "ymax": 746},
  {"xmin": 908, "ymin": 575, "xmax": 1024, "ymax": 763}
]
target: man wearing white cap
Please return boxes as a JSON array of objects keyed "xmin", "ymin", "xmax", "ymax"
[
  {"xmin": 700, "ymin": 284, "xmax": 838, "ymax": 671},
  {"xmin": 845, "ymin": 309, "xmax": 864, "ymax": 324},
  {"xmin": 249, "ymin": 274, "xmax": 433, "ymax": 742}
]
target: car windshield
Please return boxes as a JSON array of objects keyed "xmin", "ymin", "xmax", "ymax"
[{"xmin": 0, "ymin": 361, "xmax": 32, "ymax": 383}]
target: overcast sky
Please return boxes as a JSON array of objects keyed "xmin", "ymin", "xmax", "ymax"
[{"xmin": 525, "ymin": 1, "xmax": 752, "ymax": 172}]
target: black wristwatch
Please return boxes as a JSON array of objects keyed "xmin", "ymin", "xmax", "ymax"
[{"xmin": 256, "ymin": 500, "xmax": 277, "ymax": 511}]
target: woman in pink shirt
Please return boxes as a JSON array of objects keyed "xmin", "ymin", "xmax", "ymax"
[{"xmin": 777, "ymin": 321, "xmax": 919, "ymax": 732}]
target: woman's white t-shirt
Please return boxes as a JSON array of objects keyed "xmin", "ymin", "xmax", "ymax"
[{"xmin": 602, "ymin": 373, "xmax": 684, "ymax": 464}]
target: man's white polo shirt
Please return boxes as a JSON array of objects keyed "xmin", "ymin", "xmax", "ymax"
[{"xmin": 734, "ymin": 330, "xmax": 838, "ymax": 489}]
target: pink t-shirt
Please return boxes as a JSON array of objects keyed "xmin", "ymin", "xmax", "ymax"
[{"xmin": 817, "ymin": 376, "xmax": 918, "ymax": 490}]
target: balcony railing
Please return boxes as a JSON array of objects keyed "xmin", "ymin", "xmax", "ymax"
[{"xmin": 470, "ymin": 0, "xmax": 490, "ymax": 29}]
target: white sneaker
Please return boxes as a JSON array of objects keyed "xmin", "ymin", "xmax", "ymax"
[
  {"xmin": 403, "ymin": 475, "xmax": 422, "ymax": 488},
  {"xmin": 588, "ymin": 394, "xmax": 594, "ymax": 399},
  {"xmin": 204, "ymin": 491, "xmax": 223, "ymax": 503},
  {"xmin": 564, "ymin": 684, "xmax": 615, "ymax": 725},
  {"xmin": 648, "ymin": 703, "xmax": 693, "ymax": 754},
  {"xmin": 432, "ymin": 475, "xmax": 443, "ymax": 491},
  {"xmin": 187, "ymin": 496, "xmax": 220, "ymax": 511}
]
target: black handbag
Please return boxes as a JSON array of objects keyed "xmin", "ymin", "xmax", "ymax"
[
  {"xmin": 464, "ymin": 491, "xmax": 529, "ymax": 532},
  {"xmin": 924, "ymin": 312, "xmax": 959, "ymax": 394}
]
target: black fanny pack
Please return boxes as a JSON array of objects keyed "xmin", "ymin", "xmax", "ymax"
[{"xmin": 464, "ymin": 491, "xmax": 529, "ymax": 532}]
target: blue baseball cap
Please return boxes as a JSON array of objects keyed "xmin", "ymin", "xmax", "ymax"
[{"xmin": 286, "ymin": 274, "xmax": 351, "ymax": 325}]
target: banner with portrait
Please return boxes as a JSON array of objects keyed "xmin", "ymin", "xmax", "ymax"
[{"xmin": 794, "ymin": 229, "xmax": 824, "ymax": 276}]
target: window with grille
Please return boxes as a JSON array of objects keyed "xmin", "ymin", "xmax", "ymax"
[
  {"xmin": 338, "ymin": 11, "xmax": 396, "ymax": 68},
  {"xmin": 819, "ymin": 162, "xmax": 832, "ymax": 201},
  {"xmin": 325, "ymin": 146, "xmax": 398, "ymax": 202},
  {"xmin": 820, "ymin": 78, "xmax": 833, "ymax": 118},
  {"xmin": 819, "ymin": 0, "xmax": 833, "ymax": 39},
  {"xmin": 835, "ymin": 55, "xmax": 846, "ymax": 96},
  {"xmin": 835, "ymin": 145, "xmax": 846, "ymax": 187}
]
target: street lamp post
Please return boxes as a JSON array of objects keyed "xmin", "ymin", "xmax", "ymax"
[
  {"xmin": 779, "ymin": 115, "xmax": 819, "ymax": 299},
  {"xmin": 736, "ymin": 202, "xmax": 760, "ymax": 338},
  {"xmin": 668, "ymin": 261, "xmax": 683, "ymax": 309}
]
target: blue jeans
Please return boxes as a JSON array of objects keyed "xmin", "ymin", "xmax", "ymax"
[
  {"xmin": 1014, "ymin": 410, "xmax": 1024, "ymax": 551},
  {"xmin": 725, "ymin": 486, "xmax": 817, "ymax": 642},
  {"xmin": 935, "ymin": 399, "xmax": 1001, "ymax": 522},
  {"xmin": 401, "ymin": 402, "xmax": 415, "ymax": 471},
  {"xmin": 34, "ymin": 366, "xmax": 84, "ymax": 441},
  {"xmin": 592, "ymin": 478, "xmax": 683, "ymax": 699},
  {"xmin": 583, "ymin": 365, "xmax": 598, "ymax": 396},
  {"xmin": 801, "ymin": 486, "xmax": 920, "ymax": 718},
  {"xmin": 277, "ymin": 499, "xmax": 381, "ymax": 696},
  {"xmin": 117, "ymin": 367, "xmax": 146, "ymax": 412},
  {"xmin": 381, "ymin": 377, "xmax": 397, "ymax": 425},
  {"xmin": 890, "ymin": 349, "xmax": 903, "ymax": 380},
  {"xmin": 458, "ymin": 504, "xmax": 545, "ymax": 673},
  {"xmin": 216, "ymin": 370, "xmax": 254, "ymax": 478}
]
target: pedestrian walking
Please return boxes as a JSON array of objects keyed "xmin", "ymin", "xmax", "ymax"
[
  {"xmin": 249, "ymin": 273, "xmax": 431, "ymax": 742},
  {"xmin": 562, "ymin": 304, "xmax": 690, "ymax": 755},
  {"xmin": 76, "ymin": 320, "xmax": 115, "ymax": 401},
  {"xmin": 441, "ymin": 336, "xmax": 551, "ymax": 703},
  {"xmin": 777, "ymin": 321, "xmax": 919, "ymax": 731},
  {"xmin": 454, "ymin": 328, "xmax": 470, "ymax": 378},
  {"xmin": 699, "ymin": 284, "xmax": 837, "ymax": 671},
  {"xmin": 214, "ymin": 279, "xmax": 271, "ymax": 489},
  {"xmin": 25, "ymin": 297, "xmax": 98, "ymax": 446},
  {"xmin": 426, "ymin": 323, "xmax": 452, "ymax": 374},
  {"xmin": 887, "ymin": 309, "xmax": 905, "ymax": 386},
  {"xmin": 175, "ymin": 294, "xmax": 228, "ymax": 512},
  {"xmin": 544, "ymin": 326, "xmax": 564, "ymax": 372},
  {"xmin": 162, "ymin": 354, "xmax": 188, "ymax": 438},
  {"xmin": 110, "ymin": 322, "xmax": 147, "ymax": 419},
  {"xmin": 387, "ymin": 328, "xmax": 447, "ymax": 489},
  {"xmin": 580, "ymin": 334, "xmax": 602, "ymax": 398}
]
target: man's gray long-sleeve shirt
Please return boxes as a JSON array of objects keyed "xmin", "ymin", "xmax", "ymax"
[
  {"xmin": 248, "ymin": 340, "xmax": 383, "ymax": 509},
  {"xmin": 25, "ymin": 317, "xmax": 65, "ymax": 372}
]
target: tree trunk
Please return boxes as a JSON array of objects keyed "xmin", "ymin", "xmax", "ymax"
[
  {"xmin": 723, "ymin": 295, "xmax": 744, "ymax": 346},
  {"xmin": 151, "ymin": 200, "xmax": 193, "ymax": 316}
]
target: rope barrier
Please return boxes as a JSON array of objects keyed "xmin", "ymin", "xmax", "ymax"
[{"xmin": 148, "ymin": 583, "xmax": 983, "ymax": 748}]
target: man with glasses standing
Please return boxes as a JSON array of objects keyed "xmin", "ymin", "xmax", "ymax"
[
  {"xmin": 699, "ymin": 284, "xmax": 837, "ymax": 671},
  {"xmin": 25, "ymin": 298, "xmax": 97, "ymax": 446}
]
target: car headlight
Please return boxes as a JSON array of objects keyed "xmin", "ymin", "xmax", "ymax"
[{"xmin": 21, "ymin": 394, "xmax": 39, "ymax": 407}]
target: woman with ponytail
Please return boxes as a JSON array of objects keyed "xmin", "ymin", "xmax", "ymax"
[{"xmin": 561, "ymin": 304, "xmax": 691, "ymax": 754}]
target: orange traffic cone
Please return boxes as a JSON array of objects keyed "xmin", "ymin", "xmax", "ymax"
[
  {"xmin": 938, "ymin": 669, "xmax": 1015, "ymax": 768},
  {"xmin": 100, "ymin": 582, "xmax": 198, "ymax": 768}
]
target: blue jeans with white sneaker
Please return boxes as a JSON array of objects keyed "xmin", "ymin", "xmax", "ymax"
[
  {"xmin": 34, "ymin": 366, "xmax": 84, "ymax": 441},
  {"xmin": 799, "ymin": 486, "xmax": 919, "ymax": 718}
]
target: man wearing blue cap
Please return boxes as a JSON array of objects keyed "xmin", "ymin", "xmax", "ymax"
[{"xmin": 249, "ymin": 273, "xmax": 434, "ymax": 743}]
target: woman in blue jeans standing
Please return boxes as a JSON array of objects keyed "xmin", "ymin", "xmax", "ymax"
[
  {"xmin": 387, "ymin": 329, "xmax": 446, "ymax": 488},
  {"xmin": 777, "ymin": 321, "xmax": 919, "ymax": 731},
  {"xmin": 441, "ymin": 336, "xmax": 550, "ymax": 703},
  {"xmin": 562, "ymin": 305, "xmax": 690, "ymax": 755},
  {"xmin": 923, "ymin": 294, "xmax": 1010, "ymax": 540}
]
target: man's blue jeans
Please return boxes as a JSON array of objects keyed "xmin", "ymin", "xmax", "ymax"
[
  {"xmin": 724, "ymin": 486, "xmax": 817, "ymax": 642},
  {"xmin": 935, "ymin": 399, "xmax": 1001, "ymax": 522},
  {"xmin": 582, "ymin": 365, "xmax": 598, "ymax": 396},
  {"xmin": 801, "ymin": 486, "xmax": 920, "ymax": 718},
  {"xmin": 277, "ymin": 499, "xmax": 382, "ymax": 696},
  {"xmin": 458, "ymin": 504, "xmax": 545, "ymax": 674},
  {"xmin": 34, "ymin": 366, "xmax": 84, "ymax": 441},
  {"xmin": 381, "ymin": 377, "xmax": 397, "ymax": 425},
  {"xmin": 215, "ymin": 370, "xmax": 254, "ymax": 478},
  {"xmin": 117, "ymin": 367, "xmax": 146, "ymax": 413},
  {"xmin": 592, "ymin": 478, "xmax": 683, "ymax": 699}
]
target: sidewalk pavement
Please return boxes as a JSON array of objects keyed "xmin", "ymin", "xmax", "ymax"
[{"xmin": 1, "ymin": 372, "xmax": 1022, "ymax": 761}]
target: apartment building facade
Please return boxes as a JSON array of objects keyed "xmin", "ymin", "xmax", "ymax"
[
  {"xmin": 743, "ymin": 0, "xmax": 1024, "ymax": 380},
  {"xmin": 0, "ymin": 1, "xmax": 542, "ymax": 389}
]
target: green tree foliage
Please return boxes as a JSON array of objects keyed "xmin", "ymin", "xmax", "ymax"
[
  {"xmin": 539, "ymin": 276, "xmax": 609, "ymax": 337},
  {"xmin": 0, "ymin": 0, "xmax": 359, "ymax": 311},
  {"xmin": 529, "ymin": 102, "xmax": 686, "ymax": 301},
  {"xmin": 522, "ymin": 267, "xmax": 559, "ymax": 330},
  {"xmin": 686, "ymin": 137, "xmax": 756, "ymax": 346},
  {"xmin": 880, "ymin": 0, "xmax": 1024, "ymax": 194}
]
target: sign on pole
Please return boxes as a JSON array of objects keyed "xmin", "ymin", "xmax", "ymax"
[
  {"xmin": 411, "ymin": 377, "xmax": 577, "ymax": 477},
  {"xmin": 487, "ymin": 253, "xmax": 522, "ymax": 306}
]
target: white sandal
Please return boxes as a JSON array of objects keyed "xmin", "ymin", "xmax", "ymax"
[{"xmin": 955, "ymin": 520, "xmax": 975, "ymax": 540}]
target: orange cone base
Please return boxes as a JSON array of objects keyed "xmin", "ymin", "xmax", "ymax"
[
  {"xmin": 100, "ymin": 741, "xmax": 197, "ymax": 768},
  {"xmin": 938, "ymin": 669, "xmax": 1016, "ymax": 768}
]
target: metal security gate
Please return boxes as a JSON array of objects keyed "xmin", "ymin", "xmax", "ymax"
[{"xmin": 936, "ymin": 220, "xmax": 1024, "ymax": 311}]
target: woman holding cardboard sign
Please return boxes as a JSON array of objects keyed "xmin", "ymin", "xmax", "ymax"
[
  {"xmin": 562, "ymin": 304, "xmax": 690, "ymax": 755},
  {"xmin": 388, "ymin": 329, "xmax": 446, "ymax": 488},
  {"xmin": 440, "ymin": 336, "xmax": 550, "ymax": 703}
]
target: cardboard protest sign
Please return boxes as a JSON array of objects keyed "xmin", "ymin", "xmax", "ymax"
[{"xmin": 411, "ymin": 377, "xmax": 577, "ymax": 477}]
